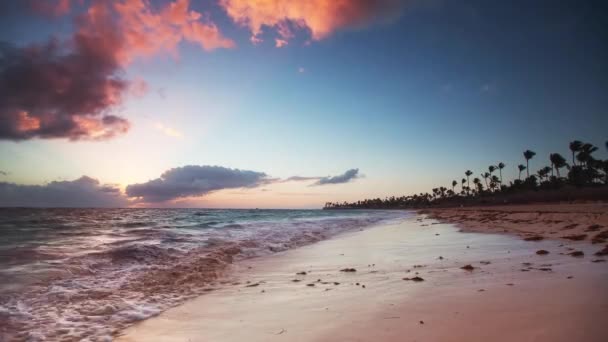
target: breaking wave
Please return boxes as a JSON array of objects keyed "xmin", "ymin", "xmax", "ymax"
[{"xmin": 0, "ymin": 208, "xmax": 409, "ymax": 341}]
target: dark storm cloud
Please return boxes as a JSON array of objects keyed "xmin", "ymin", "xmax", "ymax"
[
  {"xmin": 0, "ymin": 176, "xmax": 127, "ymax": 207},
  {"xmin": 126, "ymin": 165, "xmax": 272, "ymax": 202}
]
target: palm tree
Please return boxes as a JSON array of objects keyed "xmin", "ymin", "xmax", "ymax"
[
  {"xmin": 549, "ymin": 153, "xmax": 567, "ymax": 178},
  {"xmin": 461, "ymin": 178, "xmax": 466, "ymax": 195},
  {"xmin": 473, "ymin": 177, "xmax": 482, "ymax": 193},
  {"xmin": 537, "ymin": 168, "xmax": 547, "ymax": 183},
  {"xmin": 569, "ymin": 140, "xmax": 583, "ymax": 166},
  {"xmin": 490, "ymin": 175, "xmax": 499, "ymax": 191},
  {"xmin": 497, "ymin": 162, "xmax": 505, "ymax": 184},
  {"xmin": 481, "ymin": 172, "xmax": 490, "ymax": 188},
  {"xmin": 576, "ymin": 143, "xmax": 598, "ymax": 169},
  {"xmin": 451, "ymin": 180, "xmax": 457, "ymax": 193},
  {"xmin": 523, "ymin": 150, "xmax": 536, "ymax": 178},
  {"xmin": 465, "ymin": 170, "xmax": 473, "ymax": 194},
  {"xmin": 537, "ymin": 166, "xmax": 551, "ymax": 183},
  {"xmin": 517, "ymin": 164, "xmax": 526, "ymax": 180},
  {"xmin": 488, "ymin": 165, "xmax": 497, "ymax": 178}
]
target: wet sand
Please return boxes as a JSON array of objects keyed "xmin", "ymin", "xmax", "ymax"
[
  {"xmin": 422, "ymin": 203, "xmax": 608, "ymax": 248},
  {"xmin": 117, "ymin": 212, "xmax": 608, "ymax": 341}
]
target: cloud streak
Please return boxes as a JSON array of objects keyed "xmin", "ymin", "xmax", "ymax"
[
  {"xmin": 0, "ymin": 166, "xmax": 362, "ymax": 207},
  {"xmin": 283, "ymin": 168, "xmax": 361, "ymax": 186},
  {"xmin": 220, "ymin": 0, "xmax": 403, "ymax": 45},
  {"xmin": 126, "ymin": 165, "xmax": 272, "ymax": 202},
  {"xmin": 0, "ymin": 0, "xmax": 233, "ymax": 141},
  {"xmin": 0, "ymin": 176, "xmax": 127, "ymax": 207},
  {"xmin": 313, "ymin": 168, "xmax": 360, "ymax": 185}
]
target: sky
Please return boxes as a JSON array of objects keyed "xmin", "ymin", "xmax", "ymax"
[{"xmin": 0, "ymin": 0, "xmax": 607, "ymax": 208}]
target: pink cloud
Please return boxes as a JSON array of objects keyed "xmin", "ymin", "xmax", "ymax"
[
  {"xmin": 113, "ymin": 0, "xmax": 235, "ymax": 64},
  {"xmin": 0, "ymin": 0, "xmax": 233, "ymax": 141},
  {"xmin": 220, "ymin": 0, "xmax": 402, "ymax": 45}
]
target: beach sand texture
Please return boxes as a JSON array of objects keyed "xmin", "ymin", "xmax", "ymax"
[{"xmin": 118, "ymin": 206, "xmax": 608, "ymax": 342}]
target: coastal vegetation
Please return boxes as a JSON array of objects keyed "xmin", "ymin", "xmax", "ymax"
[{"xmin": 324, "ymin": 140, "xmax": 608, "ymax": 209}]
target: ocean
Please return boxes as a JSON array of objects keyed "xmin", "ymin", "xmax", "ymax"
[{"xmin": 0, "ymin": 208, "xmax": 409, "ymax": 341}]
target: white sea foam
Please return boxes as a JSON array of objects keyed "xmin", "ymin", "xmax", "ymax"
[{"xmin": 0, "ymin": 208, "xmax": 411, "ymax": 341}]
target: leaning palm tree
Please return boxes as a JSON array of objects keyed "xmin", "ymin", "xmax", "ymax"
[
  {"xmin": 523, "ymin": 150, "xmax": 536, "ymax": 178},
  {"xmin": 452, "ymin": 180, "xmax": 457, "ymax": 193},
  {"xmin": 576, "ymin": 143, "xmax": 598, "ymax": 169},
  {"xmin": 497, "ymin": 162, "xmax": 505, "ymax": 184},
  {"xmin": 549, "ymin": 153, "xmax": 567, "ymax": 178},
  {"xmin": 517, "ymin": 164, "xmax": 526, "ymax": 180},
  {"xmin": 465, "ymin": 170, "xmax": 473, "ymax": 194},
  {"xmin": 569, "ymin": 140, "xmax": 583, "ymax": 166}
]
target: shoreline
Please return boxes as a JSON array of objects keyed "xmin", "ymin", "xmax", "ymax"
[{"xmin": 117, "ymin": 205, "xmax": 608, "ymax": 341}]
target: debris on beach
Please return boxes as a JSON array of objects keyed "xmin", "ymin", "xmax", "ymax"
[
  {"xmin": 561, "ymin": 223, "xmax": 578, "ymax": 230},
  {"xmin": 460, "ymin": 264, "xmax": 475, "ymax": 271},
  {"xmin": 480, "ymin": 261, "xmax": 491, "ymax": 265},
  {"xmin": 403, "ymin": 276, "xmax": 425, "ymax": 282},
  {"xmin": 591, "ymin": 231, "xmax": 608, "ymax": 244},
  {"xmin": 586, "ymin": 224, "xmax": 602, "ymax": 232},
  {"xmin": 296, "ymin": 271, "xmax": 307, "ymax": 275},
  {"xmin": 524, "ymin": 236, "xmax": 544, "ymax": 241},
  {"xmin": 537, "ymin": 267, "xmax": 552, "ymax": 271},
  {"xmin": 246, "ymin": 283, "xmax": 260, "ymax": 287},
  {"xmin": 536, "ymin": 250, "xmax": 549, "ymax": 255},
  {"xmin": 591, "ymin": 259, "xmax": 605, "ymax": 263},
  {"xmin": 306, "ymin": 283, "xmax": 315, "ymax": 287},
  {"xmin": 438, "ymin": 256, "xmax": 444, "ymax": 260},
  {"xmin": 568, "ymin": 251, "xmax": 584, "ymax": 257},
  {"xmin": 340, "ymin": 268, "xmax": 357, "ymax": 272},
  {"xmin": 594, "ymin": 246, "xmax": 608, "ymax": 256},
  {"xmin": 334, "ymin": 282, "xmax": 340, "ymax": 285},
  {"xmin": 562, "ymin": 234, "xmax": 587, "ymax": 241},
  {"xmin": 292, "ymin": 279, "xmax": 301, "ymax": 282}
]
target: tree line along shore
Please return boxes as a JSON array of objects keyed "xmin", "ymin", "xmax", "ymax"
[{"xmin": 324, "ymin": 140, "xmax": 608, "ymax": 209}]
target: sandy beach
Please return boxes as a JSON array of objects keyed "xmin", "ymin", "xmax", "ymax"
[
  {"xmin": 117, "ymin": 205, "xmax": 608, "ymax": 342},
  {"xmin": 422, "ymin": 203, "xmax": 608, "ymax": 246}
]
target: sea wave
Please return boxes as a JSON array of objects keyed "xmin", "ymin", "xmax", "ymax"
[{"xmin": 0, "ymin": 208, "xmax": 410, "ymax": 341}]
